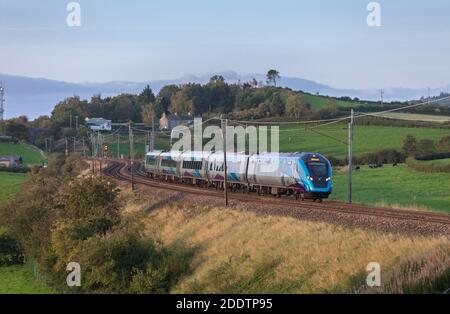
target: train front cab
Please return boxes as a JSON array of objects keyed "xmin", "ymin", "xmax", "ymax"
[{"xmin": 298, "ymin": 153, "xmax": 332, "ymax": 201}]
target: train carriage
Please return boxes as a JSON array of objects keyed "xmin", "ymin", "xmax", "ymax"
[
  {"xmin": 247, "ymin": 153, "xmax": 302, "ymax": 196},
  {"xmin": 145, "ymin": 150, "xmax": 163, "ymax": 177},
  {"xmin": 179, "ymin": 151, "xmax": 212, "ymax": 184},
  {"xmin": 159, "ymin": 151, "xmax": 182, "ymax": 180},
  {"xmin": 207, "ymin": 152, "xmax": 249, "ymax": 187}
]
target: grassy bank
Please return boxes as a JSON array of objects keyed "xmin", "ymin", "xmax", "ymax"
[
  {"xmin": 0, "ymin": 143, "xmax": 46, "ymax": 165},
  {"xmin": 138, "ymin": 200, "xmax": 449, "ymax": 293},
  {"xmin": 331, "ymin": 164, "xmax": 450, "ymax": 213}
]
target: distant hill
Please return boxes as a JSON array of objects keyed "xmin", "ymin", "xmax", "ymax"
[{"xmin": 1, "ymin": 72, "xmax": 449, "ymax": 119}]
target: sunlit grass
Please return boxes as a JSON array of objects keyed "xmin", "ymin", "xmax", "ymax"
[{"xmin": 137, "ymin": 200, "xmax": 450, "ymax": 294}]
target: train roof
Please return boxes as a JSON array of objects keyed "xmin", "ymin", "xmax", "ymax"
[{"xmin": 146, "ymin": 151, "xmax": 325, "ymax": 158}]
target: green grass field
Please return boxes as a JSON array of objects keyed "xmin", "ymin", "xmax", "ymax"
[
  {"xmin": 0, "ymin": 143, "xmax": 46, "ymax": 165},
  {"xmin": 0, "ymin": 172, "xmax": 27, "ymax": 205},
  {"xmin": 279, "ymin": 124, "xmax": 449, "ymax": 159},
  {"xmin": 0, "ymin": 264, "xmax": 54, "ymax": 294},
  {"xmin": 331, "ymin": 164, "xmax": 450, "ymax": 213}
]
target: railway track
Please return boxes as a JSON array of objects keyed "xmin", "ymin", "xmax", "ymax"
[{"xmin": 102, "ymin": 160, "xmax": 450, "ymax": 227}]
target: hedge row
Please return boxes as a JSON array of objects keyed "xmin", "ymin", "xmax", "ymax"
[
  {"xmin": 328, "ymin": 149, "xmax": 404, "ymax": 167},
  {"xmin": 405, "ymin": 157, "xmax": 450, "ymax": 173},
  {"xmin": 416, "ymin": 152, "xmax": 450, "ymax": 161},
  {"xmin": 0, "ymin": 166, "xmax": 30, "ymax": 173}
]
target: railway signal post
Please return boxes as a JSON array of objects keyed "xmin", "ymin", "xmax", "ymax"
[
  {"xmin": 222, "ymin": 118, "xmax": 229, "ymax": 207},
  {"xmin": 348, "ymin": 109, "xmax": 354, "ymax": 204}
]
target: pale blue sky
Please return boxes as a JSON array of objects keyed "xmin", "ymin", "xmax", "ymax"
[{"xmin": 1, "ymin": 0, "xmax": 450, "ymax": 88}]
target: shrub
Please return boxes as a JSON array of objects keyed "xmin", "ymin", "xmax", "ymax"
[
  {"xmin": 0, "ymin": 230, "xmax": 24, "ymax": 265},
  {"xmin": 57, "ymin": 176, "xmax": 121, "ymax": 236}
]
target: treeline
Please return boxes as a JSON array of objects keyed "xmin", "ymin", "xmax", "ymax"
[
  {"xmin": 0, "ymin": 154, "xmax": 193, "ymax": 293},
  {"xmin": 3, "ymin": 70, "xmax": 450, "ymax": 151},
  {"xmin": 402, "ymin": 134, "xmax": 450, "ymax": 158},
  {"xmin": 3, "ymin": 75, "xmax": 345, "ymax": 149},
  {"xmin": 328, "ymin": 148, "xmax": 403, "ymax": 167}
]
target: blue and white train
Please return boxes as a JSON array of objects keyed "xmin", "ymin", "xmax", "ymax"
[{"xmin": 145, "ymin": 151, "xmax": 333, "ymax": 201}]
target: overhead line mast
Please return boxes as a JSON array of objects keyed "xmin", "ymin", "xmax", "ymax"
[{"xmin": 0, "ymin": 82, "xmax": 5, "ymax": 132}]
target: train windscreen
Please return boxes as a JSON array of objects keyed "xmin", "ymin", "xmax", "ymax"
[{"xmin": 306, "ymin": 162, "xmax": 328, "ymax": 177}]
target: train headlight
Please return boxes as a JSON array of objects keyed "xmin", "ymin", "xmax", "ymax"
[
  {"xmin": 326, "ymin": 177, "xmax": 331, "ymax": 181},
  {"xmin": 307, "ymin": 176, "xmax": 314, "ymax": 181}
]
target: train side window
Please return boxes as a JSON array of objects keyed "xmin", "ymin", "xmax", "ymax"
[
  {"xmin": 183, "ymin": 160, "xmax": 202, "ymax": 170},
  {"xmin": 147, "ymin": 157, "xmax": 157, "ymax": 166}
]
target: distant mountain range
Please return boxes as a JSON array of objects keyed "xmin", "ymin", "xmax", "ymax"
[{"xmin": 1, "ymin": 71, "xmax": 449, "ymax": 119}]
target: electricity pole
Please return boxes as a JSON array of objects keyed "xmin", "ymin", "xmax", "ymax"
[
  {"xmin": 222, "ymin": 118, "xmax": 229, "ymax": 207},
  {"xmin": 97, "ymin": 131, "xmax": 101, "ymax": 158},
  {"xmin": 152, "ymin": 115, "xmax": 155, "ymax": 151},
  {"xmin": 82, "ymin": 137, "xmax": 85, "ymax": 157},
  {"xmin": 65, "ymin": 137, "xmax": 68, "ymax": 156},
  {"xmin": 91, "ymin": 132, "xmax": 95, "ymax": 174},
  {"xmin": 129, "ymin": 121, "xmax": 135, "ymax": 191},
  {"xmin": 117, "ymin": 134, "xmax": 120, "ymax": 159},
  {"xmin": 348, "ymin": 109, "xmax": 354, "ymax": 204},
  {"xmin": 0, "ymin": 83, "xmax": 4, "ymax": 134}
]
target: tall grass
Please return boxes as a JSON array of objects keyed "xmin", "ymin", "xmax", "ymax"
[
  {"xmin": 359, "ymin": 245, "xmax": 450, "ymax": 293},
  {"xmin": 134, "ymin": 198, "xmax": 450, "ymax": 294}
]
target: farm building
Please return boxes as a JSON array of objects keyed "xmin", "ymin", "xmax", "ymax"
[
  {"xmin": 0, "ymin": 156, "xmax": 23, "ymax": 168},
  {"xmin": 159, "ymin": 113, "xmax": 194, "ymax": 131},
  {"xmin": 86, "ymin": 118, "xmax": 112, "ymax": 131}
]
